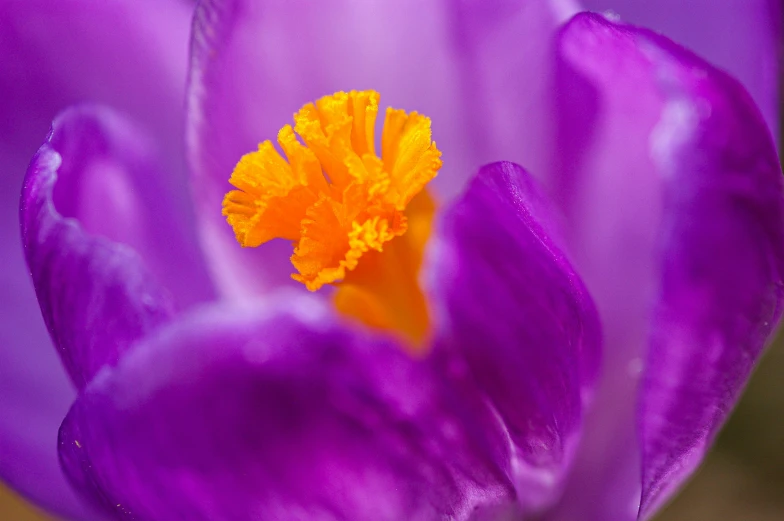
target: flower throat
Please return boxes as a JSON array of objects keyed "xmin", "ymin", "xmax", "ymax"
[{"xmin": 222, "ymin": 90, "xmax": 442, "ymax": 349}]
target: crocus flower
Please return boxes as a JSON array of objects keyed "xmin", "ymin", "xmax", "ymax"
[{"xmin": 2, "ymin": 1, "xmax": 782, "ymax": 520}]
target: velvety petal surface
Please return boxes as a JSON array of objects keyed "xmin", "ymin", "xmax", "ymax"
[
  {"xmin": 582, "ymin": 0, "xmax": 781, "ymax": 137},
  {"xmin": 1, "ymin": 0, "xmax": 193, "ymax": 169},
  {"xmin": 546, "ymin": 13, "xmax": 784, "ymax": 521},
  {"xmin": 632, "ymin": 29, "xmax": 784, "ymax": 521},
  {"xmin": 427, "ymin": 162, "xmax": 601, "ymax": 514},
  {"xmin": 59, "ymin": 297, "xmax": 515, "ymax": 521},
  {"xmin": 20, "ymin": 104, "xmax": 216, "ymax": 389},
  {"xmin": 1, "ymin": 1, "xmax": 194, "ymax": 516},
  {"xmin": 186, "ymin": 0, "xmax": 578, "ymax": 298}
]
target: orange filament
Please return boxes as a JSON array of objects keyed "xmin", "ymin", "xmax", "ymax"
[{"xmin": 222, "ymin": 90, "xmax": 442, "ymax": 347}]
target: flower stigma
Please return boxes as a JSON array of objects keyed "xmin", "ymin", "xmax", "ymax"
[{"xmin": 222, "ymin": 90, "xmax": 442, "ymax": 349}]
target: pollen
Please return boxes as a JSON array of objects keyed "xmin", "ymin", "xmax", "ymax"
[
  {"xmin": 223, "ymin": 90, "xmax": 441, "ymax": 286},
  {"xmin": 223, "ymin": 91, "xmax": 441, "ymax": 345}
]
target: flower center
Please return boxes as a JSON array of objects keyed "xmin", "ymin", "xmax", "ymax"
[{"xmin": 222, "ymin": 90, "xmax": 442, "ymax": 348}]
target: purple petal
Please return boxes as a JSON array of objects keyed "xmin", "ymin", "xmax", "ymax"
[
  {"xmin": 59, "ymin": 296, "xmax": 515, "ymax": 521},
  {"xmin": 546, "ymin": 13, "xmax": 784, "ymax": 521},
  {"xmin": 434, "ymin": 0, "xmax": 580, "ymax": 192},
  {"xmin": 0, "ymin": 1, "xmax": 194, "ymax": 515},
  {"xmin": 0, "ymin": 214, "xmax": 102, "ymax": 521},
  {"xmin": 186, "ymin": 0, "xmax": 575, "ymax": 297},
  {"xmin": 20, "ymin": 105, "xmax": 216, "ymax": 389},
  {"xmin": 1, "ymin": 0, "xmax": 193, "ymax": 172},
  {"xmin": 581, "ymin": 0, "xmax": 781, "ymax": 137},
  {"xmin": 0, "ymin": 117, "xmax": 111, "ymax": 521},
  {"xmin": 427, "ymin": 162, "xmax": 601, "ymax": 514},
  {"xmin": 45, "ymin": 106, "xmax": 214, "ymax": 309},
  {"xmin": 633, "ymin": 28, "xmax": 784, "ymax": 521}
]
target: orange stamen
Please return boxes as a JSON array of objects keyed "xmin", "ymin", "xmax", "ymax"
[{"xmin": 222, "ymin": 90, "xmax": 441, "ymax": 347}]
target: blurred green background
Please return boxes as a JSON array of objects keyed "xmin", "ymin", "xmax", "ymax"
[{"xmin": 656, "ymin": 334, "xmax": 784, "ymax": 521}]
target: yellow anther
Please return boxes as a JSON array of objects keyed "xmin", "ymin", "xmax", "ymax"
[{"xmin": 222, "ymin": 90, "xmax": 441, "ymax": 346}]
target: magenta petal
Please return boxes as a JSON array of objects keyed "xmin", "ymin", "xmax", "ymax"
[
  {"xmin": 185, "ymin": 0, "xmax": 575, "ymax": 297},
  {"xmin": 436, "ymin": 0, "xmax": 580, "ymax": 191},
  {"xmin": 428, "ymin": 162, "xmax": 601, "ymax": 514},
  {"xmin": 44, "ymin": 106, "xmax": 215, "ymax": 309},
  {"xmin": 632, "ymin": 29, "xmax": 784, "ymax": 521},
  {"xmin": 549, "ymin": 13, "xmax": 784, "ymax": 521},
  {"xmin": 59, "ymin": 297, "xmax": 514, "ymax": 521},
  {"xmin": 0, "ymin": 0, "xmax": 193, "ymax": 169},
  {"xmin": 582, "ymin": 0, "xmax": 781, "ymax": 137},
  {"xmin": 20, "ymin": 105, "xmax": 215, "ymax": 389},
  {"xmin": 1, "ymin": 1, "xmax": 193, "ymax": 514}
]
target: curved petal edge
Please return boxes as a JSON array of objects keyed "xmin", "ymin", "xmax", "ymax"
[
  {"xmin": 58, "ymin": 296, "xmax": 515, "ymax": 521},
  {"xmin": 541, "ymin": 11, "xmax": 784, "ymax": 520},
  {"xmin": 624, "ymin": 17, "xmax": 784, "ymax": 521},
  {"xmin": 20, "ymin": 105, "xmax": 180, "ymax": 389},
  {"xmin": 427, "ymin": 161, "xmax": 602, "ymax": 513}
]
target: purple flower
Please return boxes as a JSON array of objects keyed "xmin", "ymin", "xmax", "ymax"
[{"xmin": 2, "ymin": 1, "xmax": 782, "ymax": 520}]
